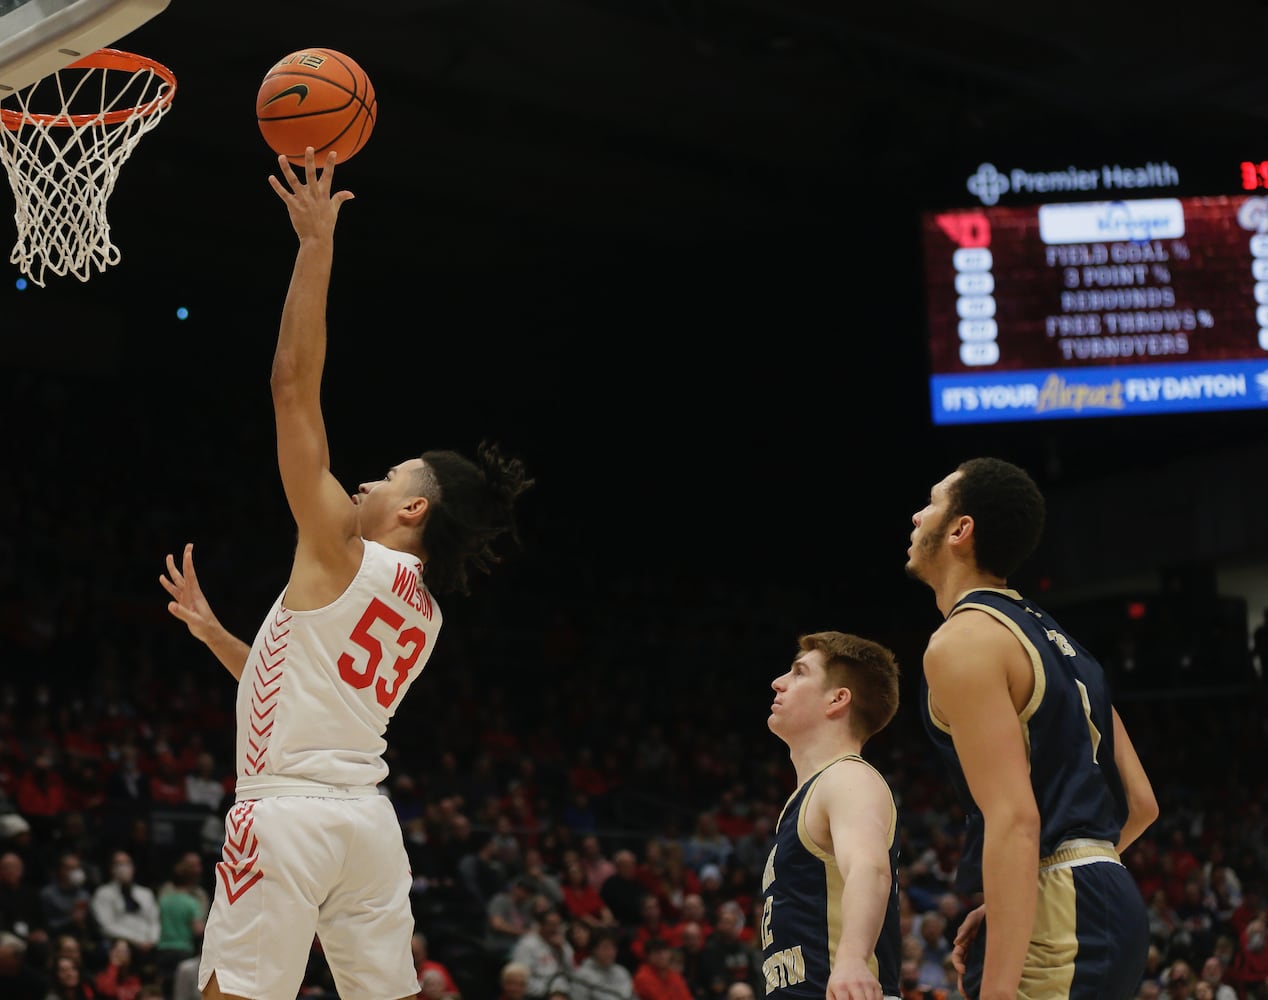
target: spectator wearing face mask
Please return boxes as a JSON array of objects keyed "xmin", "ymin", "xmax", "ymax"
[
  {"xmin": 40, "ymin": 852, "xmax": 91, "ymax": 936},
  {"xmin": 89, "ymin": 852, "xmax": 159, "ymax": 960}
]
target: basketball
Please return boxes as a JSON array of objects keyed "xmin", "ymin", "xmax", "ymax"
[{"xmin": 256, "ymin": 47, "xmax": 376, "ymax": 166}]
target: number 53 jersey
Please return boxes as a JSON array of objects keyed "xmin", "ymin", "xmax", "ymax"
[{"xmin": 234, "ymin": 540, "xmax": 442, "ymax": 789}]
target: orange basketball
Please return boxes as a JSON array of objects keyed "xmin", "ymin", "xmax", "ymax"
[{"xmin": 256, "ymin": 47, "xmax": 376, "ymax": 166}]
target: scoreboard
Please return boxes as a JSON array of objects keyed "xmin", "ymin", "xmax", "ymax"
[{"xmin": 920, "ymin": 155, "xmax": 1268, "ymax": 425}]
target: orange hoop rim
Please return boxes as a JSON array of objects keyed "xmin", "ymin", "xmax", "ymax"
[{"xmin": 0, "ymin": 48, "xmax": 177, "ymax": 130}]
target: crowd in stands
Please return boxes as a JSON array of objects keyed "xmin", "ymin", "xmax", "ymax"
[
  {"xmin": 0, "ymin": 654, "xmax": 1263, "ymax": 1000},
  {"xmin": 0, "ymin": 370, "xmax": 1266, "ymax": 1000}
]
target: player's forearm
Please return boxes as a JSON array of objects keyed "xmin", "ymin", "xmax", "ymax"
[
  {"xmin": 271, "ymin": 239, "xmax": 333, "ymax": 397},
  {"xmin": 979, "ymin": 817, "xmax": 1039, "ymax": 1000},
  {"xmin": 834, "ymin": 860, "xmax": 892, "ymax": 965},
  {"xmin": 202, "ymin": 628, "xmax": 252, "ymax": 682}
]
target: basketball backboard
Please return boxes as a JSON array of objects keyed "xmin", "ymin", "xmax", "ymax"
[{"xmin": 0, "ymin": 0, "xmax": 170, "ymax": 95}]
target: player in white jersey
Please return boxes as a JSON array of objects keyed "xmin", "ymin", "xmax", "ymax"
[{"xmin": 158, "ymin": 146, "xmax": 532, "ymax": 1000}]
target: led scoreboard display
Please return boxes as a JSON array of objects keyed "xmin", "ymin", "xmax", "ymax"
[{"xmin": 920, "ymin": 154, "xmax": 1268, "ymax": 425}]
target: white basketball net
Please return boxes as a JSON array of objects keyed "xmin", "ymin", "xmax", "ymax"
[{"xmin": 0, "ymin": 51, "xmax": 175, "ymax": 286}]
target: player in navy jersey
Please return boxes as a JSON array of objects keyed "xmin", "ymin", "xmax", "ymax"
[
  {"xmin": 159, "ymin": 147, "xmax": 532, "ymax": 1000},
  {"xmin": 906, "ymin": 457, "xmax": 1158, "ymax": 1000},
  {"xmin": 762, "ymin": 631, "xmax": 903, "ymax": 1000}
]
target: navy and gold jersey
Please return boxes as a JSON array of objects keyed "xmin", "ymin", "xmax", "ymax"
[
  {"xmin": 759, "ymin": 754, "xmax": 901, "ymax": 997},
  {"xmin": 920, "ymin": 588, "xmax": 1129, "ymax": 897}
]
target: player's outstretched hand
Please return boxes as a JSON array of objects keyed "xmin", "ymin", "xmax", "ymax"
[
  {"xmin": 268, "ymin": 146, "xmax": 354, "ymax": 243},
  {"xmin": 159, "ymin": 542, "xmax": 223, "ymax": 645}
]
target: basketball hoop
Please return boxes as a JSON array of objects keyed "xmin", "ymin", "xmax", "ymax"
[{"xmin": 0, "ymin": 47, "xmax": 176, "ymax": 286}]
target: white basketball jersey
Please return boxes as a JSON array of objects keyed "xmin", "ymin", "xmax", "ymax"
[{"xmin": 233, "ymin": 540, "xmax": 443, "ymax": 788}]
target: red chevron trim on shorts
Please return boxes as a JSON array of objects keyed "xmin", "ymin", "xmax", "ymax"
[{"xmin": 218, "ymin": 801, "xmax": 263, "ymax": 903}]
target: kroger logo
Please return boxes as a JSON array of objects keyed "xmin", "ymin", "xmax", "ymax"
[{"xmin": 967, "ymin": 163, "xmax": 1009, "ymax": 206}]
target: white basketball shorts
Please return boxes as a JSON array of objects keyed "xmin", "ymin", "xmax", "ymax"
[{"xmin": 198, "ymin": 793, "xmax": 417, "ymax": 1000}]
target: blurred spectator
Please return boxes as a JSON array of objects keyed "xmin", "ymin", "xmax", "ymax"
[
  {"xmin": 562, "ymin": 856, "xmax": 616, "ymax": 929},
  {"xmin": 565, "ymin": 919, "xmax": 592, "ymax": 967},
  {"xmin": 678, "ymin": 921, "xmax": 708, "ymax": 999},
  {"xmin": 1198, "ymin": 955, "xmax": 1237, "ymax": 1000},
  {"xmin": 56, "ymin": 901, "xmax": 103, "ymax": 971},
  {"xmin": 487, "ymin": 876, "xmax": 536, "ymax": 960},
  {"xmin": 579, "ymin": 836, "xmax": 615, "ymax": 892},
  {"xmin": 490, "ymin": 814, "xmax": 525, "ymax": 876},
  {"xmin": 39, "ymin": 853, "xmax": 90, "ymax": 937},
  {"xmin": 1175, "ymin": 876, "xmax": 1217, "ymax": 960},
  {"xmin": 898, "ymin": 956, "xmax": 947, "ymax": 1000},
  {"xmin": 1149, "ymin": 889, "xmax": 1182, "ymax": 949},
  {"xmin": 88, "ymin": 853, "xmax": 158, "ymax": 962},
  {"xmin": 632, "ymin": 936, "xmax": 693, "ymax": 1000},
  {"xmin": 92, "ymin": 939, "xmax": 141, "ymax": 1000},
  {"xmin": 0, "ymin": 850, "xmax": 49, "ymax": 972},
  {"xmin": 412, "ymin": 931, "xmax": 461, "ymax": 998},
  {"xmin": 678, "ymin": 894, "xmax": 713, "ymax": 940},
  {"xmin": 572, "ymin": 927, "xmax": 632, "ymax": 1000},
  {"xmin": 460, "ymin": 827, "xmax": 511, "ymax": 912},
  {"xmin": 102, "ymin": 747, "xmax": 150, "ymax": 822},
  {"xmin": 518, "ymin": 848, "xmax": 563, "ymax": 909},
  {"xmin": 1162, "ymin": 958, "xmax": 1195, "ymax": 1000},
  {"xmin": 182, "ymin": 753, "xmax": 225, "ymax": 815},
  {"xmin": 600, "ymin": 851, "xmax": 646, "ymax": 928},
  {"xmin": 497, "ymin": 961, "xmax": 530, "ymax": 1000},
  {"xmin": 0, "ymin": 812, "xmax": 33, "ymax": 861},
  {"xmin": 45, "ymin": 952, "xmax": 94, "ymax": 1000},
  {"xmin": 695, "ymin": 900, "xmax": 760, "ymax": 999},
  {"xmin": 420, "ymin": 965, "xmax": 459, "ymax": 1000},
  {"xmin": 729, "ymin": 815, "xmax": 775, "ymax": 882},
  {"xmin": 1231, "ymin": 914, "xmax": 1268, "ymax": 998},
  {"xmin": 681, "ymin": 814, "xmax": 731, "ymax": 875},
  {"xmin": 509, "ymin": 907, "xmax": 573, "ymax": 999},
  {"xmin": 153, "ymin": 853, "xmax": 207, "ymax": 992},
  {"xmin": 913, "ymin": 912, "xmax": 950, "ymax": 990},
  {"xmin": 14, "ymin": 752, "xmax": 64, "ymax": 843},
  {"xmin": 696, "ymin": 865, "xmax": 724, "ymax": 917},
  {"xmin": 640, "ymin": 840, "xmax": 698, "ymax": 923},
  {"xmin": 0, "ymin": 930, "xmax": 47, "ymax": 1000},
  {"xmin": 145, "ymin": 755, "xmax": 185, "ymax": 807},
  {"xmin": 629, "ymin": 893, "xmax": 681, "ymax": 964}
]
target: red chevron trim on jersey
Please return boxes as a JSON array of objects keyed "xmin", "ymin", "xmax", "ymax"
[
  {"xmin": 217, "ymin": 801, "xmax": 263, "ymax": 903},
  {"xmin": 243, "ymin": 607, "xmax": 289, "ymax": 775}
]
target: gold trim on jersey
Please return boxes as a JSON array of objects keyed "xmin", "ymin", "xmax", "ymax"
[{"xmin": 949, "ymin": 594, "xmax": 1048, "ymax": 766}]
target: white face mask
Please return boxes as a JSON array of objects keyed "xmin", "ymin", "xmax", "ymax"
[{"xmin": 67, "ymin": 868, "xmax": 86, "ymax": 888}]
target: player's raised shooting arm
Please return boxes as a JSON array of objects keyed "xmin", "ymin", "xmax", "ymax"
[{"xmin": 267, "ymin": 149, "xmax": 359, "ymax": 571}]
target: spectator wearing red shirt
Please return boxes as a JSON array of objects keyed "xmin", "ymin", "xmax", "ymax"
[
  {"xmin": 562, "ymin": 858, "xmax": 616, "ymax": 929},
  {"xmin": 146, "ymin": 754, "xmax": 186, "ymax": 806},
  {"xmin": 629, "ymin": 894, "xmax": 682, "ymax": 964},
  {"xmin": 632, "ymin": 937, "xmax": 693, "ymax": 1000},
  {"xmin": 1230, "ymin": 914, "xmax": 1268, "ymax": 997},
  {"xmin": 412, "ymin": 932, "xmax": 461, "ymax": 998},
  {"xmin": 15, "ymin": 751, "xmax": 65, "ymax": 826}
]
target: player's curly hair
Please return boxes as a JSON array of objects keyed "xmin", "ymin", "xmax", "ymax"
[
  {"xmin": 950, "ymin": 456, "xmax": 1045, "ymax": 579},
  {"xmin": 414, "ymin": 440, "xmax": 534, "ymax": 596}
]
